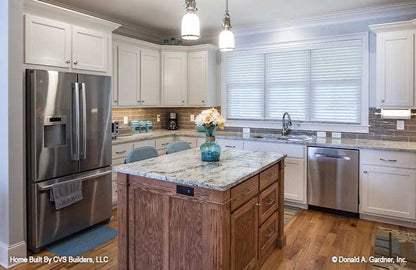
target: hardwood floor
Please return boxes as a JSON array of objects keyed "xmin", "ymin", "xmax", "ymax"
[{"xmin": 3, "ymin": 208, "xmax": 415, "ymax": 270}]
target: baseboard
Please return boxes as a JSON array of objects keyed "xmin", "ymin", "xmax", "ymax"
[
  {"xmin": 0, "ymin": 241, "xmax": 27, "ymax": 269},
  {"xmin": 284, "ymin": 200, "xmax": 307, "ymax": 209},
  {"xmin": 360, "ymin": 214, "xmax": 416, "ymax": 229}
]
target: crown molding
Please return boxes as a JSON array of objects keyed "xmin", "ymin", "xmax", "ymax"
[
  {"xmin": 24, "ymin": 0, "xmax": 120, "ymax": 31},
  {"xmin": 35, "ymin": 0, "xmax": 168, "ymax": 43},
  {"xmin": 370, "ymin": 18, "xmax": 416, "ymax": 33},
  {"xmin": 199, "ymin": 1, "xmax": 416, "ymax": 42}
]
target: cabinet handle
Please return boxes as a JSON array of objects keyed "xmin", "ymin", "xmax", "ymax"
[
  {"xmin": 380, "ymin": 158, "xmax": 397, "ymax": 162},
  {"xmin": 66, "ymin": 60, "xmax": 71, "ymax": 64},
  {"xmin": 73, "ymin": 61, "xmax": 78, "ymax": 65},
  {"xmin": 114, "ymin": 100, "xmax": 118, "ymax": 103},
  {"xmin": 265, "ymin": 229, "xmax": 275, "ymax": 238},
  {"xmin": 115, "ymin": 150, "xmax": 126, "ymax": 154},
  {"xmin": 225, "ymin": 145, "xmax": 236, "ymax": 149},
  {"xmin": 363, "ymin": 171, "xmax": 368, "ymax": 174},
  {"xmin": 161, "ymin": 143, "xmax": 169, "ymax": 146},
  {"xmin": 265, "ymin": 198, "xmax": 275, "ymax": 205},
  {"xmin": 242, "ymin": 187, "xmax": 254, "ymax": 195}
]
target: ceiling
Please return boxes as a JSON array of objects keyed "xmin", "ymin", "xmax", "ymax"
[{"xmin": 41, "ymin": 0, "xmax": 411, "ymax": 37}]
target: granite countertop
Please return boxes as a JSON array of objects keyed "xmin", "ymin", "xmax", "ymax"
[
  {"xmin": 112, "ymin": 129, "xmax": 416, "ymax": 153},
  {"xmin": 113, "ymin": 148, "xmax": 286, "ymax": 191}
]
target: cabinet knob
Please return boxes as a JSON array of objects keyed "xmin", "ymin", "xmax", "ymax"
[
  {"xmin": 381, "ymin": 99, "xmax": 385, "ymax": 103},
  {"xmin": 182, "ymin": 101, "xmax": 185, "ymax": 103},
  {"xmin": 202, "ymin": 100, "xmax": 205, "ymax": 103},
  {"xmin": 114, "ymin": 100, "xmax": 118, "ymax": 103},
  {"xmin": 141, "ymin": 100, "xmax": 144, "ymax": 103},
  {"xmin": 363, "ymin": 171, "xmax": 368, "ymax": 174},
  {"xmin": 66, "ymin": 60, "xmax": 71, "ymax": 64},
  {"xmin": 74, "ymin": 61, "xmax": 78, "ymax": 65}
]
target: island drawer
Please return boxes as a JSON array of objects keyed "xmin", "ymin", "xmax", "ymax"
[
  {"xmin": 112, "ymin": 143, "xmax": 134, "ymax": 160},
  {"xmin": 259, "ymin": 212, "xmax": 278, "ymax": 264},
  {"xmin": 231, "ymin": 175, "xmax": 259, "ymax": 211},
  {"xmin": 259, "ymin": 164, "xmax": 279, "ymax": 191},
  {"xmin": 259, "ymin": 183, "xmax": 278, "ymax": 224}
]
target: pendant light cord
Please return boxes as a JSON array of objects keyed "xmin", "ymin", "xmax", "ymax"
[{"xmin": 225, "ymin": 0, "xmax": 229, "ymax": 14}]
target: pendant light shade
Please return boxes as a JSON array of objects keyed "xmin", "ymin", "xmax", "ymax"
[
  {"xmin": 219, "ymin": 0, "xmax": 235, "ymax": 51},
  {"xmin": 181, "ymin": 0, "xmax": 200, "ymax": 40}
]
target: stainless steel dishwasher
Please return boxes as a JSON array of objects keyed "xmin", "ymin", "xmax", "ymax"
[{"xmin": 308, "ymin": 147, "xmax": 359, "ymax": 216}]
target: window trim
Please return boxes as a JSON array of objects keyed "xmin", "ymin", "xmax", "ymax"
[{"xmin": 221, "ymin": 32, "xmax": 369, "ymax": 133}]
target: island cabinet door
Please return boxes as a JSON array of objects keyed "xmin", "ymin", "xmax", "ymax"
[{"xmin": 231, "ymin": 197, "xmax": 259, "ymax": 270}]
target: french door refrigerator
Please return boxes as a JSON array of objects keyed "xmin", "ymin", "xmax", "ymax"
[{"xmin": 26, "ymin": 69, "xmax": 113, "ymax": 252}]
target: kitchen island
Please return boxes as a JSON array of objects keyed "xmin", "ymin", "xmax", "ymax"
[{"xmin": 114, "ymin": 148, "xmax": 286, "ymax": 270}]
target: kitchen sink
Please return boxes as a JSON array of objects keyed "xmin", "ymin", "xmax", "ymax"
[{"xmin": 253, "ymin": 134, "xmax": 314, "ymax": 142}]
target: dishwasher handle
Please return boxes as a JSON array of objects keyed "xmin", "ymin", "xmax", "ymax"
[{"xmin": 314, "ymin": 153, "xmax": 351, "ymax": 161}]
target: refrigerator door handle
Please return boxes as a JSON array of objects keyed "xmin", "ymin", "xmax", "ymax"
[
  {"xmin": 79, "ymin": 82, "xmax": 87, "ymax": 160},
  {"xmin": 71, "ymin": 82, "xmax": 80, "ymax": 161}
]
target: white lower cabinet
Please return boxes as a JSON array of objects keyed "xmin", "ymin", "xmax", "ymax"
[
  {"xmin": 175, "ymin": 136, "xmax": 197, "ymax": 148},
  {"xmin": 284, "ymin": 158, "xmax": 306, "ymax": 204},
  {"xmin": 244, "ymin": 141, "xmax": 307, "ymax": 204},
  {"xmin": 216, "ymin": 139, "xmax": 244, "ymax": 150},
  {"xmin": 360, "ymin": 165, "xmax": 416, "ymax": 220}
]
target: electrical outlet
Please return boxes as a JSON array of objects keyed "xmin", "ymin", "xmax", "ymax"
[
  {"xmin": 397, "ymin": 120, "xmax": 405, "ymax": 130},
  {"xmin": 156, "ymin": 115, "xmax": 161, "ymax": 122},
  {"xmin": 243, "ymin": 128, "xmax": 251, "ymax": 134},
  {"xmin": 190, "ymin": 115, "xmax": 195, "ymax": 121},
  {"xmin": 332, "ymin": 132, "xmax": 342, "ymax": 139},
  {"xmin": 123, "ymin": 116, "xmax": 129, "ymax": 125},
  {"xmin": 316, "ymin": 132, "xmax": 326, "ymax": 138}
]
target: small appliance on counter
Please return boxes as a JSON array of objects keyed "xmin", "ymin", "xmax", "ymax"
[
  {"xmin": 118, "ymin": 126, "xmax": 134, "ymax": 137},
  {"xmin": 146, "ymin": 121, "xmax": 153, "ymax": 132},
  {"xmin": 166, "ymin": 112, "xmax": 178, "ymax": 130},
  {"xmin": 112, "ymin": 121, "xmax": 119, "ymax": 138}
]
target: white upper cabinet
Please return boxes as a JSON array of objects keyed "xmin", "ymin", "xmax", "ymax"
[
  {"xmin": 72, "ymin": 26, "xmax": 109, "ymax": 72},
  {"xmin": 25, "ymin": 15, "xmax": 71, "ymax": 68},
  {"xmin": 140, "ymin": 49, "xmax": 160, "ymax": 106},
  {"xmin": 371, "ymin": 20, "xmax": 416, "ymax": 109},
  {"xmin": 376, "ymin": 31, "xmax": 414, "ymax": 108},
  {"xmin": 112, "ymin": 35, "xmax": 161, "ymax": 108},
  {"xmin": 162, "ymin": 51, "xmax": 188, "ymax": 106},
  {"xmin": 23, "ymin": 0, "xmax": 119, "ymax": 74},
  {"xmin": 117, "ymin": 44, "xmax": 140, "ymax": 107},
  {"xmin": 187, "ymin": 50, "xmax": 218, "ymax": 107}
]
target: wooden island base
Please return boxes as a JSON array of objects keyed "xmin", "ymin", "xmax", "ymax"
[{"xmin": 117, "ymin": 160, "xmax": 285, "ymax": 270}]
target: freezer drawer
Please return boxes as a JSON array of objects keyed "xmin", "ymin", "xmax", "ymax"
[
  {"xmin": 27, "ymin": 167, "xmax": 112, "ymax": 251},
  {"xmin": 307, "ymin": 147, "xmax": 359, "ymax": 213}
]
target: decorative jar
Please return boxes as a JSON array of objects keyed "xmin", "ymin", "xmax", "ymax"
[{"xmin": 200, "ymin": 126, "xmax": 221, "ymax": 162}]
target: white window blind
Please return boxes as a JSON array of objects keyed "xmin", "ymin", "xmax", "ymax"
[
  {"xmin": 227, "ymin": 53, "xmax": 264, "ymax": 120},
  {"xmin": 265, "ymin": 50, "xmax": 310, "ymax": 121},
  {"xmin": 225, "ymin": 39, "xmax": 364, "ymax": 125},
  {"xmin": 311, "ymin": 45, "xmax": 362, "ymax": 123}
]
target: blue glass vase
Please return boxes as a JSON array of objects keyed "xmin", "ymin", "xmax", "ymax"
[{"xmin": 200, "ymin": 126, "xmax": 221, "ymax": 162}]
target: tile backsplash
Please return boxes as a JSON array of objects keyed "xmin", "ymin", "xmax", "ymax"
[
  {"xmin": 113, "ymin": 107, "xmax": 416, "ymax": 142},
  {"xmin": 112, "ymin": 107, "xmax": 220, "ymax": 130}
]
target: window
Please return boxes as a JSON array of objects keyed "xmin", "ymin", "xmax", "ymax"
[{"xmin": 224, "ymin": 36, "xmax": 367, "ymax": 128}]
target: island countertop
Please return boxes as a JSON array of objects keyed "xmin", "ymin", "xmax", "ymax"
[{"xmin": 113, "ymin": 148, "xmax": 286, "ymax": 191}]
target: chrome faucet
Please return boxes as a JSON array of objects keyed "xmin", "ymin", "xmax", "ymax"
[{"xmin": 282, "ymin": 112, "xmax": 292, "ymax": 136}]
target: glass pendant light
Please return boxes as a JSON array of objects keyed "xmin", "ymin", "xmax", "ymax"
[
  {"xmin": 181, "ymin": 0, "xmax": 200, "ymax": 40},
  {"xmin": 219, "ymin": 0, "xmax": 235, "ymax": 51}
]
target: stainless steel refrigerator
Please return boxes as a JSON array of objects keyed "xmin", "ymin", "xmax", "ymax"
[{"xmin": 26, "ymin": 69, "xmax": 113, "ymax": 252}]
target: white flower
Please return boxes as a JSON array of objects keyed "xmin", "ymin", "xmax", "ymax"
[{"xmin": 195, "ymin": 108, "xmax": 225, "ymax": 129}]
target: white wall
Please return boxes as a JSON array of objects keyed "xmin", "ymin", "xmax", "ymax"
[
  {"xmin": 219, "ymin": 14, "xmax": 416, "ymax": 108},
  {"xmin": 0, "ymin": 0, "xmax": 26, "ymax": 268}
]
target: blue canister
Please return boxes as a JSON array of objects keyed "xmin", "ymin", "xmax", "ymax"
[
  {"xmin": 146, "ymin": 121, "xmax": 153, "ymax": 133},
  {"xmin": 139, "ymin": 121, "xmax": 147, "ymax": 133},
  {"xmin": 130, "ymin": 120, "xmax": 141, "ymax": 134}
]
